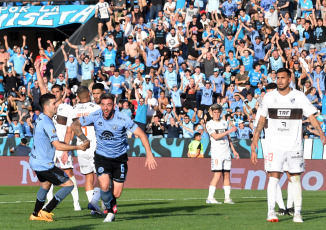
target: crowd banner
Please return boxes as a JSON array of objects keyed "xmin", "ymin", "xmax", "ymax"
[
  {"xmin": 1, "ymin": 137, "xmax": 325, "ymax": 159},
  {"xmin": 0, "ymin": 5, "xmax": 95, "ymax": 29}
]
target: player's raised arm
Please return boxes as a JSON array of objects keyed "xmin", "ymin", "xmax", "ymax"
[
  {"xmin": 34, "ymin": 60, "xmax": 47, "ymax": 95},
  {"xmin": 250, "ymin": 115, "xmax": 266, "ymax": 164},
  {"xmin": 133, "ymin": 127, "xmax": 157, "ymax": 170}
]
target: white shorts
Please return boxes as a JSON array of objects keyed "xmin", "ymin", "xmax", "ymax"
[
  {"xmin": 77, "ymin": 147, "xmax": 96, "ymax": 175},
  {"xmin": 54, "ymin": 150, "xmax": 74, "ymax": 169},
  {"xmin": 211, "ymin": 153, "xmax": 231, "ymax": 171},
  {"xmin": 264, "ymin": 150, "xmax": 305, "ymax": 174}
]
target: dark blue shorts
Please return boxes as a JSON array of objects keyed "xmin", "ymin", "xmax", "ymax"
[{"xmin": 35, "ymin": 166, "xmax": 70, "ymax": 186}]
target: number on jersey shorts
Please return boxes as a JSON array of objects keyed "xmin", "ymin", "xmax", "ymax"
[
  {"xmin": 54, "ymin": 150, "xmax": 74, "ymax": 169},
  {"xmin": 211, "ymin": 154, "xmax": 232, "ymax": 171},
  {"xmin": 76, "ymin": 143, "xmax": 96, "ymax": 175},
  {"xmin": 264, "ymin": 150, "xmax": 305, "ymax": 173}
]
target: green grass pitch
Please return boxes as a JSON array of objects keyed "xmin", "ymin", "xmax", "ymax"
[{"xmin": 0, "ymin": 186, "xmax": 325, "ymax": 230}]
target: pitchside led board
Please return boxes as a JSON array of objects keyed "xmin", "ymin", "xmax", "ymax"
[{"xmin": 0, "ymin": 5, "xmax": 95, "ymax": 29}]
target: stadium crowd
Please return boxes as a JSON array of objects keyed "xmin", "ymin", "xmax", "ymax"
[{"xmin": 1, "ymin": 0, "xmax": 326, "ymax": 139}]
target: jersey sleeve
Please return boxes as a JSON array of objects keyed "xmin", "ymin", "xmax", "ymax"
[
  {"xmin": 206, "ymin": 121, "xmax": 215, "ymax": 135},
  {"xmin": 259, "ymin": 93, "xmax": 270, "ymax": 117},
  {"xmin": 44, "ymin": 121, "xmax": 59, "ymax": 143},
  {"xmin": 125, "ymin": 116, "xmax": 138, "ymax": 133},
  {"xmin": 79, "ymin": 110, "xmax": 100, "ymax": 126}
]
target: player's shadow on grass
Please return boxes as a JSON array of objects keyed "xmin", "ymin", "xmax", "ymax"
[
  {"xmin": 46, "ymin": 224, "xmax": 98, "ymax": 230},
  {"xmin": 121, "ymin": 204, "xmax": 217, "ymax": 221},
  {"xmin": 301, "ymin": 208, "xmax": 326, "ymax": 221},
  {"xmin": 118, "ymin": 201, "xmax": 170, "ymax": 208}
]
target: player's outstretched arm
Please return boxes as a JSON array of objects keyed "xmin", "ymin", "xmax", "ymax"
[
  {"xmin": 210, "ymin": 126, "xmax": 237, "ymax": 141},
  {"xmin": 52, "ymin": 140, "xmax": 89, "ymax": 152},
  {"xmin": 250, "ymin": 116, "xmax": 266, "ymax": 165},
  {"xmin": 228, "ymin": 136, "xmax": 239, "ymax": 159},
  {"xmin": 133, "ymin": 127, "xmax": 157, "ymax": 170}
]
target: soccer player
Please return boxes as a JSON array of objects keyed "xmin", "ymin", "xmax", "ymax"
[
  {"xmin": 71, "ymin": 93, "xmax": 157, "ymax": 222},
  {"xmin": 64, "ymin": 86, "xmax": 102, "ymax": 212},
  {"xmin": 35, "ymin": 61, "xmax": 81, "ymax": 211},
  {"xmin": 206, "ymin": 104, "xmax": 239, "ymax": 204},
  {"xmin": 29, "ymin": 93, "xmax": 89, "ymax": 222},
  {"xmin": 251, "ymin": 68, "xmax": 326, "ymax": 223},
  {"xmin": 91, "ymin": 83, "xmax": 106, "ymax": 105}
]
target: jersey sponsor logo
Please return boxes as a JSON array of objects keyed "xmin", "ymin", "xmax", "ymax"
[
  {"xmin": 100, "ymin": 131, "xmax": 114, "ymax": 140},
  {"xmin": 277, "ymin": 109, "xmax": 291, "ymax": 117},
  {"xmin": 269, "ymin": 108, "xmax": 303, "ymax": 120},
  {"xmin": 215, "ymin": 129, "xmax": 225, "ymax": 134}
]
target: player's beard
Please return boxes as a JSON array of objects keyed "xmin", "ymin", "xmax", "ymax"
[{"xmin": 277, "ymin": 84, "xmax": 289, "ymax": 91}]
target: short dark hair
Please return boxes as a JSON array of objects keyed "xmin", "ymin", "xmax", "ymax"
[
  {"xmin": 210, "ymin": 104, "xmax": 222, "ymax": 112},
  {"xmin": 194, "ymin": 132, "xmax": 201, "ymax": 138},
  {"xmin": 39, "ymin": 93, "xmax": 56, "ymax": 109},
  {"xmin": 76, "ymin": 86, "xmax": 89, "ymax": 98},
  {"xmin": 51, "ymin": 84, "xmax": 63, "ymax": 91},
  {"xmin": 100, "ymin": 93, "xmax": 115, "ymax": 102},
  {"xmin": 92, "ymin": 83, "xmax": 105, "ymax": 91},
  {"xmin": 276, "ymin": 68, "xmax": 291, "ymax": 78},
  {"xmin": 253, "ymin": 63, "xmax": 260, "ymax": 69},
  {"xmin": 266, "ymin": 83, "xmax": 277, "ymax": 90},
  {"xmin": 21, "ymin": 138, "xmax": 27, "ymax": 144}
]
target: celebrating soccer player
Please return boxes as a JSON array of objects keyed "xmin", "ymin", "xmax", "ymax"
[{"xmin": 71, "ymin": 93, "xmax": 157, "ymax": 222}]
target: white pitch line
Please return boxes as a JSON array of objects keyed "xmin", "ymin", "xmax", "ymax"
[{"xmin": 0, "ymin": 197, "xmax": 267, "ymax": 204}]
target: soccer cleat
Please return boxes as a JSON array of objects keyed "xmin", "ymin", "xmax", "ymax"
[
  {"xmin": 267, "ymin": 212, "xmax": 279, "ymax": 222},
  {"xmin": 224, "ymin": 199, "xmax": 235, "ymax": 204},
  {"xmin": 276, "ymin": 208, "xmax": 288, "ymax": 216},
  {"xmin": 206, "ymin": 198, "xmax": 222, "ymax": 204},
  {"xmin": 103, "ymin": 212, "xmax": 115, "ymax": 222},
  {"xmin": 39, "ymin": 210, "xmax": 54, "ymax": 222},
  {"xmin": 293, "ymin": 213, "xmax": 304, "ymax": 223},
  {"xmin": 88, "ymin": 202, "xmax": 102, "ymax": 214},
  {"xmin": 30, "ymin": 214, "xmax": 52, "ymax": 222},
  {"xmin": 74, "ymin": 202, "xmax": 81, "ymax": 211},
  {"xmin": 287, "ymin": 208, "xmax": 294, "ymax": 216}
]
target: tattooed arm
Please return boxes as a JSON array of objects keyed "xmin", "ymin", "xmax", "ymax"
[
  {"xmin": 250, "ymin": 116, "xmax": 266, "ymax": 165},
  {"xmin": 308, "ymin": 115, "xmax": 326, "ymax": 145},
  {"xmin": 71, "ymin": 118, "xmax": 90, "ymax": 143}
]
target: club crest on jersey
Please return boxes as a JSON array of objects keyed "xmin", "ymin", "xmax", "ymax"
[
  {"xmin": 277, "ymin": 109, "xmax": 291, "ymax": 117},
  {"xmin": 98, "ymin": 167, "xmax": 104, "ymax": 174},
  {"xmin": 290, "ymin": 98, "xmax": 295, "ymax": 104},
  {"xmin": 112, "ymin": 125, "xmax": 118, "ymax": 131},
  {"xmin": 52, "ymin": 129, "xmax": 55, "ymax": 133}
]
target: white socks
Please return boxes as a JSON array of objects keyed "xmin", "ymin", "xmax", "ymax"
[
  {"xmin": 70, "ymin": 176, "xmax": 79, "ymax": 204},
  {"xmin": 91, "ymin": 187, "xmax": 101, "ymax": 204},
  {"xmin": 208, "ymin": 186, "xmax": 216, "ymax": 199},
  {"xmin": 276, "ymin": 183, "xmax": 286, "ymax": 210},
  {"xmin": 223, "ymin": 186, "xmax": 231, "ymax": 200},
  {"xmin": 267, "ymin": 177, "xmax": 279, "ymax": 215},
  {"xmin": 46, "ymin": 184, "xmax": 54, "ymax": 202},
  {"xmin": 86, "ymin": 190, "xmax": 94, "ymax": 203},
  {"xmin": 291, "ymin": 176, "xmax": 302, "ymax": 215},
  {"xmin": 287, "ymin": 181, "xmax": 293, "ymax": 209}
]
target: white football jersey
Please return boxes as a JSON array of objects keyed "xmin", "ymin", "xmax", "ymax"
[
  {"xmin": 53, "ymin": 103, "xmax": 73, "ymax": 141},
  {"xmin": 67, "ymin": 102, "xmax": 101, "ymax": 144},
  {"xmin": 206, "ymin": 119, "xmax": 231, "ymax": 156},
  {"xmin": 260, "ymin": 89, "xmax": 317, "ymax": 151}
]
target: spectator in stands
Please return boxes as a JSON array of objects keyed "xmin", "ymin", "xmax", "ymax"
[
  {"xmin": 76, "ymin": 48, "xmax": 95, "ymax": 87},
  {"xmin": 235, "ymin": 121, "xmax": 252, "ymax": 139},
  {"xmin": 149, "ymin": 115, "xmax": 165, "ymax": 138},
  {"xmin": 95, "ymin": 0, "xmax": 113, "ymax": 38},
  {"xmin": 0, "ymin": 116, "xmax": 8, "ymax": 137},
  {"xmin": 134, "ymin": 86, "xmax": 148, "ymax": 133},
  {"xmin": 165, "ymin": 117, "xmax": 181, "ymax": 138},
  {"xmin": 10, "ymin": 138, "xmax": 31, "ymax": 156}
]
